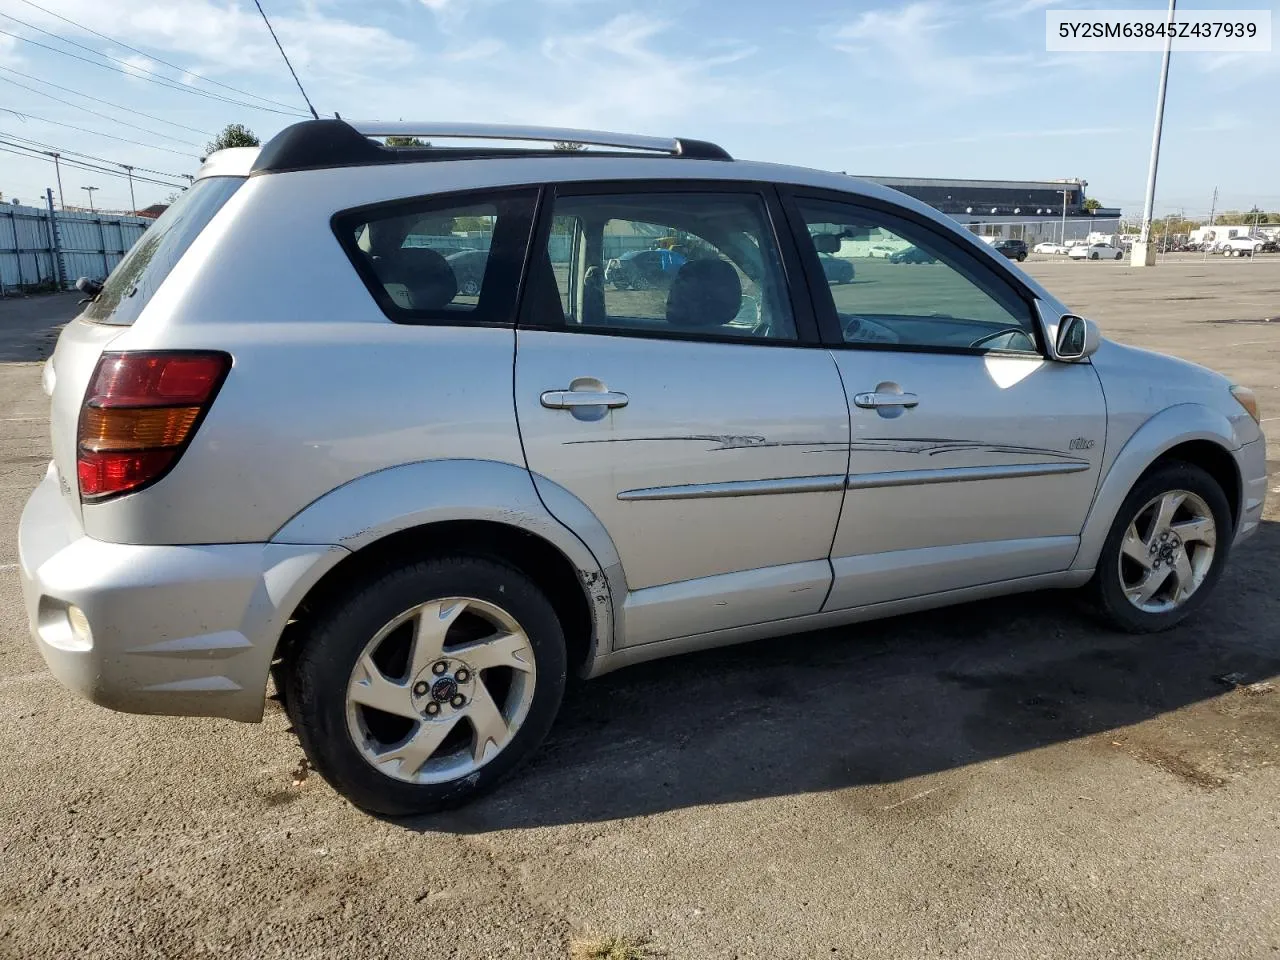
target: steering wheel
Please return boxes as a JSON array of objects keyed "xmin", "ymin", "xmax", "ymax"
[
  {"xmin": 842, "ymin": 315, "xmax": 899, "ymax": 344},
  {"xmin": 969, "ymin": 327, "xmax": 1035, "ymax": 351}
]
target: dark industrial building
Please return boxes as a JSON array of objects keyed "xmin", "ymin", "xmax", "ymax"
[{"xmin": 860, "ymin": 176, "xmax": 1123, "ymax": 243}]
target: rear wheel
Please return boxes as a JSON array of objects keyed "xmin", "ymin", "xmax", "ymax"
[
  {"xmin": 285, "ymin": 555, "xmax": 567, "ymax": 815},
  {"xmin": 1088, "ymin": 462, "xmax": 1231, "ymax": 633}
]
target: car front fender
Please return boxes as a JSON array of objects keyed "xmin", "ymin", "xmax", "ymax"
[
  {"xmin": 1071, "ymin": 403, "xmax": 1240, "ymax": 573},
  {"xmin": 270, "ymin": 458, "xmax": 625, "ymax": 662}
]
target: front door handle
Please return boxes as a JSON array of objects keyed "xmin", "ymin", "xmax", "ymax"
[
  {"xmin": 541, "ymin": 389, "xmax": 630, "ymax": 410},
  {"xmin": 853, "ymin": 391, "xmax": 919, "ymax": 409}
]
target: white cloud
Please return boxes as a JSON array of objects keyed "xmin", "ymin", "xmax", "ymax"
[
  {"xmin": 8, "ymin": 0, "xmax": 415, "ymax": 81},
  {"xmin": 442, "ymin": 38, "xmax": 504, "ymax": 61},
  {"xmin": 832, "ymin": 1, "xmax": 1032, "ymax": 98},
  {"xmin": 118, "ymin": 54, "xmax": 155, "ymax": 81}
]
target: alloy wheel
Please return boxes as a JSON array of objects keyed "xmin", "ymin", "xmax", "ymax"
[
  {"xmin": 345, "ymin": 597, "xmax": 537, "ymax": 784},
  {"xmin": 1117, "ymin": 489, "xmax": 1217, "ymax": 614}
]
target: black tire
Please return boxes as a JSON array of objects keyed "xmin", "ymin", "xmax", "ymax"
[
  {"xmin": 1016, "ymin": 252, "xmax": 1027, "ymax": 262},
  {"xmin": 1087, "ymin": 461, "xmax": 1232, "ymax": 633},
  {"xmin": 1115, "ymin": 251, "xmax": 1123, "ymax": 260},
  {"xmin": 284, "ymin": 555, "xmax": 567, "ymax": 816}
]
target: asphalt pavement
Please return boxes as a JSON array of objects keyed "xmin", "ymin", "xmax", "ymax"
[{"xmin": 1, "ymin": 262, "xmax": 1278, "ymax": 959}]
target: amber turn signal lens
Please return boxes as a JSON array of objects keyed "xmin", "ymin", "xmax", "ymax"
[
  {"xmin": 79, "ymin": 406, "xmax": 201, "ymax": 452},
  {"xmin": 1230, "ymin": 385, "xmax": 1260, "ymax": 423}
]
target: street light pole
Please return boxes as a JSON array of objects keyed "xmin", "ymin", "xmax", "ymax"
[
  {"xmin": 1133, "ymin": 0, "xmax": 1176, "ymax": 267},
  {"xmin": 81, "ymin": 185, "xmax": 98, "ymax": 212},
  {"xmin": 1061, "ymin": 188, "xmax": 1068, "ymax": 244}
]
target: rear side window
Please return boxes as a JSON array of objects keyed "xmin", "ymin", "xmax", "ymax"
[
  {"xmin": 83, "ymin": 176, "xmax": 243, "ymax": 326},
  {"xmin": 334, "ymin": 189, "xmax": 538, "ymax": 325}
]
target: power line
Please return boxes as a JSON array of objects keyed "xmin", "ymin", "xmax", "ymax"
[
  {"xmin": 0, "ymin": 74, "xmax": 201, "ymax": 147},
  {"xmin": 253, "ymin": 0, "xmax": 320, "ymax": 120},
  {"xmin": 0, "ymin": 143, "xmax": 185, "ymax": 190},
  {"xmin": 0, "ymin": 106, "xmax": 197, "ymax": 157},
  {"xmin": 0, "ymin": 129, "xmax": 190, "ymax": 178},
  {"xmin": 12, "ymin": 0, "xmax": 308, "ymax": 114},
  {"xmin": 0, "ymin": 22, "xmax": 311, "ymax": 118},
  {"xmin": 0, "ymin": 64, "xmax": 215, "ymax": 136}
]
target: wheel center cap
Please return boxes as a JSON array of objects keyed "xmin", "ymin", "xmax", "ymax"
[{"xmin": 430, "ymin": 676, "xmax": 458, "ymax": 703}]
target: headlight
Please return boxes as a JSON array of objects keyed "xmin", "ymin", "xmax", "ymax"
[{"xmin": 1230, "ymin": 385, "xmax": 1260, "ymax": 423}]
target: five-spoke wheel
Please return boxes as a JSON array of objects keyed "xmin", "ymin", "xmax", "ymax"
[
  {"xmin": 285, "ymin": 556, "xmax": 566, "ymax": 816},
  {"xmin": 1091, "ymin": 461, "xmax": 1231, "ymax": 633}
]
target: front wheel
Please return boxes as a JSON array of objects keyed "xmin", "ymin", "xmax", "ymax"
[
  {"xmin": 285, "ymin": 555, "xmax": 567, "ymax": 815},
  {"xmin": 1115, "ymin": 251, "xmax": 1123, "ymax": 260},
  {"xmin": 1087, "ymin": 462, "xmax": 1231, "ymax": 633}
]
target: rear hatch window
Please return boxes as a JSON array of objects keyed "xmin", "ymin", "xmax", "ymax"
[{"xmin": 83, "ymin": 176, "xmax": 244, "ymax": 326}]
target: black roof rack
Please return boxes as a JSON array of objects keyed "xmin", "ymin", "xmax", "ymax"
[{"xmin": 250, "ymin": 119, "xmax": 732, "ymax": 175}]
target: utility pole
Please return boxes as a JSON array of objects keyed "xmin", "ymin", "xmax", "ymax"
[
  {"xmin": 81, "ymin": 185, "xmax": 98, "ymax": 212},
  {"xmin": 1061, "ymin": 188, "xmax": 1069, "ymax": 244},
  {"xmin": 121, "ymin": 165, "xmax": 136, "ymax": 214},
  {"xmin": 51, "ymin": 153, "xmax": 65, "ymax": 210},
  {"xmin": 1133, "ymin": 0, "xmax": 1176, "ymax": 267},
  {"xmin": 44, "ymin": 188, "xmax": 65, "ymax": 290}
]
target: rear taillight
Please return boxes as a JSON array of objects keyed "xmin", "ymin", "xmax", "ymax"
[{"xmin": 77, "ymin": 351, "xmax": 230, "ymax": 501}]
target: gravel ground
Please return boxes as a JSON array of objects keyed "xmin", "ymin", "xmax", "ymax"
[{"xmin": 1, "ymin": 257, "xmax": 1278, "ymax": 959}]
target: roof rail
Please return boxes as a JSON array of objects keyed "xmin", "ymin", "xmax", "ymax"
[
  {"xmin": 250, "ymin": 119, "xmax": 731, "ymax": 175},
  {"xmin": 350, "ymin": 121, "xmax": 731, "ymax": 160}
]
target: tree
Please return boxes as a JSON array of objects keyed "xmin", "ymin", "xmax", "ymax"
[
  {"xmin": 385, "ymin": 136, "xmax": 429, "ymax": 147},
  {"xmin": 205, "ymin": 123, "xmax": 260, "ymax": 155},
  {"xmin": 1083, "ymin": 197, "xmax": 1102, "ymax": 212},
  {"xmin": 553, "ymin": 141, "xmax": 587, "ymax": 152}
]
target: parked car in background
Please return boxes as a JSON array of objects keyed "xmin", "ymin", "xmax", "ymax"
[
  {"xmin": 604, "ymin": 247, "xmax": 687, "ymax": 289},
  {"xmin": 889, "ymin": 245, "xmax": 938, "ymax": 264},
  {"xmin": 444, "ymin": 248, "xmax": 489, "ymax": 296},
  {"xmin": 991, "ymin": 239, "xmax": 1028, "ymax": 262},
  {"xmin": 1034, "ymin": 241, "xmax": 1069, "ymax": 255},
  {"xmin": 17, "ymin": 119, "xmax": 1267, "ymax": 816},
  {"xmin": 1069, "ymin": 242, "xmax": 1124, "ymax": 261},
  {"xmin": 867, "ymin": 244, "xmax": 895, "ymax": 258},
  {"xmin": 818, "ymin": 253, "xmax": 855, "ymax": 283},
  {"xmin": 1221, "ymin": 236, "xmax": 1267, "ymax": 257}
]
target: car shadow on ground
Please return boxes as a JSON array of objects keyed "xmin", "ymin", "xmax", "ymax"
[{"xmin": 421, "ymin": 520, "xmax": 1280, "ymax": 832}]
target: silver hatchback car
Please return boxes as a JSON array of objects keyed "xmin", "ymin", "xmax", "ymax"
[{"xmin": 19, "ymin": 121, "xmax": 1267, "ymax": 814}]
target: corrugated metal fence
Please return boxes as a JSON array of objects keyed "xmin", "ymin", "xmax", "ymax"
[{"xmin": 0, "ymin": 200, "xmax": 150, "ymax": 295}]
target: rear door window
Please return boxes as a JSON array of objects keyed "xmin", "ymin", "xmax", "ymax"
[
  {"xmin": 83, "ymin": 176, "xmax": 244, "ymax": 326},
  {"xmin": 334, "ymin": 189, "xmax": 538, "ymax": 325}
]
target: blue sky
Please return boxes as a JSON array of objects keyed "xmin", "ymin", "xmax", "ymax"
[{"xmin": 0, "ymin": 0, "xmax": 1276, "ymax": 215}]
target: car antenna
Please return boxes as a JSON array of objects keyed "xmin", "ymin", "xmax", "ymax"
[{"xmin": 252, "ymin": 0, "xmax": 321, "ymax": 120}]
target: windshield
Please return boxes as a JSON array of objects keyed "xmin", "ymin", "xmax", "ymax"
[{"xmin": 82, "ymin": 176, "xmax": 244, "ymax": 326}]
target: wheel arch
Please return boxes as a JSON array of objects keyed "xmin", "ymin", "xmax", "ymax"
[
  {"xmin": 279, "ymin": 519, "xmax": 600, "ymax": 680},
  {"xmin": 1072, "ymin": 405, "xmax": 1241, "ymax": 573},
  {"xmin": 270, "ymin": 459, "xmax": 625, "ymax": 678}
]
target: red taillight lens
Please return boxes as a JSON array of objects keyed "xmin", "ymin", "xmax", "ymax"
[{"xmin": 77, "ymin": 351, "xmax": 230, "ymax": 501}]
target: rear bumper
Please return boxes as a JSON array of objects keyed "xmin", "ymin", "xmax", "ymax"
[
  {"xmin": 18, "ymin": 464, "xmax": 347, "ymax": 722},
  {"xmin": 1234, "ymin": 437, "xmax": 1267, "ymax": 545}
]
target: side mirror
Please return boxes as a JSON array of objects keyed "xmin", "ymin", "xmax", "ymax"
[
  {"xmin": 75, "ymin": 277, "xmax": 102, "ymax": 296},
  {"xmin": 1054, "ymin": 314, "xmax": 1100, "ymax": 360}
]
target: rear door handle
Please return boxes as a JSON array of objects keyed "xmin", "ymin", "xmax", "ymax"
[
  {"xmin": 853, "ymin": 391, "xmax": 919, "ymax": 409},
  {"xmin": 540, "ymin": 389, "xmax": 630, "ymax": 410}
]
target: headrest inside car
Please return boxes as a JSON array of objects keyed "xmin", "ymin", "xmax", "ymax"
[{"xmin": 666, "ymin": 258, "xmax": 742, "ymax": 328}]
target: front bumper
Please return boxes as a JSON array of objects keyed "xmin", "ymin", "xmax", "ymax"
[
  {"xmin": 18, "ymin": 464, "xmax": 347, "ymax": 722},
  {"xmin": 1234, "ymin": 437, "xmax": 1267, "ymax": 545}
]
